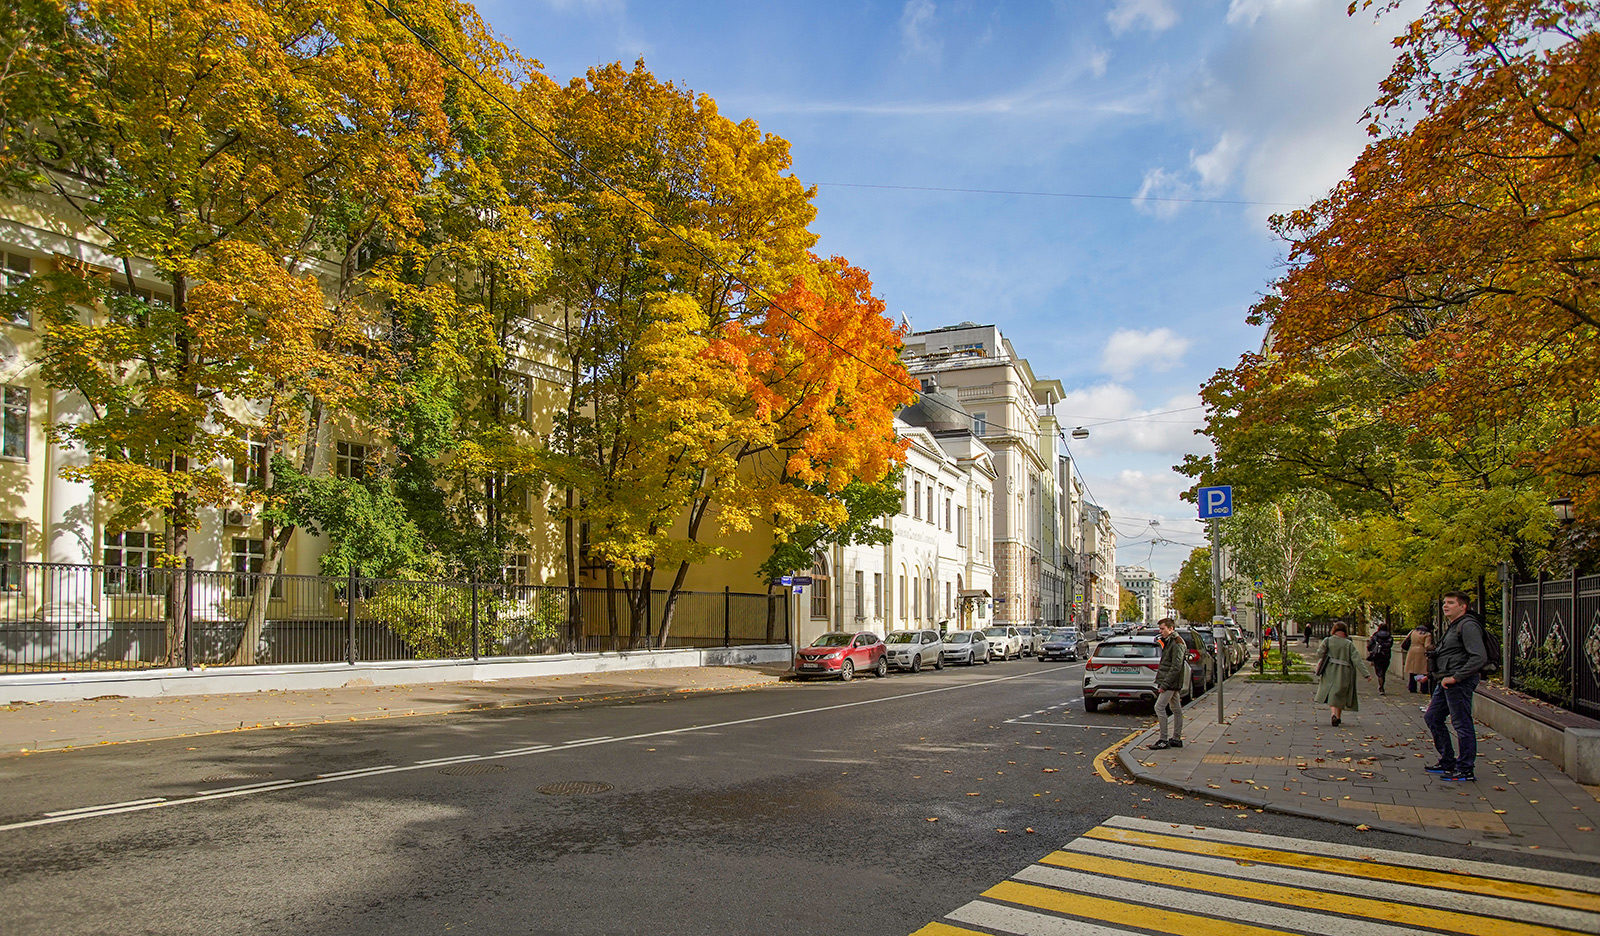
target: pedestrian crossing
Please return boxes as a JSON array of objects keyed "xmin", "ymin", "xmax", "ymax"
[{"xmin": 909, "ymin": 816, "xmax": 1600, "ymax": 936}]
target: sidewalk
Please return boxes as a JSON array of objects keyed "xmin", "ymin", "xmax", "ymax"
[
  {"xmin": 0, "ymin": 665, "xmax": 789, "ymax": 756},
  {"xmin": 1120, "ymin": 673, "xmax": 1600, "ymax": 863}
]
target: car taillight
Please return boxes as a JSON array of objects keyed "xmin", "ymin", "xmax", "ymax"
[
  {"xmin": 1188, "ymin": 650, "xmax": 1201, "ymax": 663},
  {"xmin": 1085, "ymin": 662, "xmax": 1102, "ymax": 671}
]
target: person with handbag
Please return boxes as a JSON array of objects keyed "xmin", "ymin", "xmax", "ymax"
[
  {"xmin": 1314, "ymin": 621, "xmax": 1369, "ymax": 726},
  {"xmin": 1402, "ymin": 622, "xmax": 1433, "ymax": 693},
  {"xmin": 1366, "ymin": 621, "xmax": 1394, "ymax": 694}
]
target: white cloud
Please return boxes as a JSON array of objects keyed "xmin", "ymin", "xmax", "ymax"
[
  {"xmin": 1101, "ymin": 327, "xmax": 1191, "ymax": 379},
  {"xmin": 1191, "ymin": 132, "xmax": 1243, "ymax": 190},
  {"xmin": 1087, "ymin": 47, "xmax": 1111, "ymax": 78},
  {"xmin": 900, "ymin": 0, "xmax": 942, "ymax": 61},
  {"xmin": 1107, "ymin": 0, "xmax": 1180, "ymax": 35}
]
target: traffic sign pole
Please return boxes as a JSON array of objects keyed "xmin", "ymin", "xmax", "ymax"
[{"xmin": 1197, "ymin": 484, "xmax": 1234, "ymax": 727}]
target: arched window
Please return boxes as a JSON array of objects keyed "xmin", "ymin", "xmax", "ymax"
[
  {"xmin": 912, "ymin": 574, "xmax": 920, "ymax": 620},
  {"xmin": 810, "ymin": 553, "xmax": 830, "ymax": 620}
]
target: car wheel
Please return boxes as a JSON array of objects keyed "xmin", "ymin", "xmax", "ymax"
[
  {"xmin": 874, "ymin": 656, "xmax": 888, "ymax": 678},
  {"xmin": 909, "ymin": 654, "xmax": 922, "ymax": 673},
  {"xmin": 839, "ymin": 659, "xmax": 854, "ymax": 682},
  {"xmin": 934, "ymin": 654, "xmax": 944, "ymax": 670},
  {"xmin": 1084, "ymin": 698, "xmax": 1100, "ymax": 712}
]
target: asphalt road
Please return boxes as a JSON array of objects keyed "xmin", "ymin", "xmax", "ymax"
[{"xmin": 1, "ymin": 656, "xmax": 1592, "ymax": 936}]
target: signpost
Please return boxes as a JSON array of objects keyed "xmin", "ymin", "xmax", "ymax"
[{"xmin": 1197, "ymin": 485, "xmax": 1233, "ymax": 725}]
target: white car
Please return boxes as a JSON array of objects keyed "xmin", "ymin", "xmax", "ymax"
[
  {"xmin": 884, "ymin": 629, "xmax": 944, "ymax": 672},
  {"xmin": 981, "ymin": 625, "xmax": 1023, "ymax": 660},
  {"xmin": 1016, "ymin": 625, "xmax": 1041, "ymax": 656},
  {"xmin": 1083, "ymin": 635, "xmax": 1191, "ymax": 712}
]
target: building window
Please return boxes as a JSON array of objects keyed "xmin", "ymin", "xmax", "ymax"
[
  {"xmin": 898, "ymin": 574, "xmax": 906, "ymax": 621},
  {"xmin": 912, "ymin": 574, "xmax": 920, "ymax": 620},
  {"xmin": 945, "ymin": 581, "xmax": 952, "ymax": 618},
  {"xmin": 234, "ymin": 434, "xmax": 268, "ymax": 486},
  {"xmin": 507, "ymin": 374, "xmax": 532, "ymax": 424},
  {"xmin": 104, "ymin": 531, "xmax": 164, "ymax": 595},
  {"xmin": 874, "ymin": 572, "xmax": 882, "ymax": 618},
  {"xmin": 335, "ymin": 441, "xmax": 374, "ymax": 480},
  {"xmin": 0, "ymin": 521, "xmax": 24, "ymax": 592},
  {"xmin": 957, "ymin": 506, "xmax": 967, "ymax": 547},
  {"xmin": 1, "ymin": 386, "xmax": 27, "ymax": 460},
  {"xmin": 854, "ymin": 570, "xmax": 865, "ymax": 621},
  {"xmin": 944, "ymin": 496, "xmax": 952, "ymax": 532},
  {"xmin": 809, "ymin": 554, "xmax": 830, "ymax": 620},
  {"xmin": 231, "ymin": 537, "xmax": 284, "ymax": 597},
  {"xmin": 2, "ymin": 252, "xmax": 32, "ymax": 326},
  {"xmin": 927, "ymin": 576, "xmax": 934, "ymax": 622},
  {"xmin": 972, "ymin": 411, "xmax": 987, "ymax": 436},
  {"xmin": 503, "ymin": 553, "xmax": 531, "ymax": 586},
  {"xmin": 912, "ymin": 480, "xmax": 921, "ymax": 519},
  {"xmin": 927, "ymin": 487, "xmax": 934, "ymax": 524}
]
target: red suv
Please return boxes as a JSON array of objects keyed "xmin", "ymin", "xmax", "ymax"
[{"xmin": 795, "ymin": 631, "xmax": 887, "ymax": 681}]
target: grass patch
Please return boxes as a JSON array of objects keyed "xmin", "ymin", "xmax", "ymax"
[{"xmin": 1248, "ymin": 673, "xmax": 1314, "ymax": 684}]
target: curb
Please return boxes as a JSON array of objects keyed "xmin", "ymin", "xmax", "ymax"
[{"xmin": 5, "ymin": 675, "xmax": 786, "ymax": 757}]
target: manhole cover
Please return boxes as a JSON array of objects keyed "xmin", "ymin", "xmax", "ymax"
[
  {"xmin": 439, "ymin": 763, "xmax": 507, "ymax": 777},
  {"xmin": 537, "ymin": 780, "xmax": 613, "ymax": 795},
  {"xmin": 1301, "ymin": 767, "xmax": 1386, "ymax": 783}
]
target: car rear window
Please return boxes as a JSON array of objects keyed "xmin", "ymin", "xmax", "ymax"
[{"xmin": 1094, "ymin": 642, "xmax": 1159, "ymax": 659}]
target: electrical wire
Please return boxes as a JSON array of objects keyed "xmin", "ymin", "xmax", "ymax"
[{"xmin": 815, "ymin": 181, "xmax": 1301, "ymax": 209}]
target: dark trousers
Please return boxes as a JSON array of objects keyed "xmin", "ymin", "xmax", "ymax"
[{"xmin": 1423, "ymin": 674, "xmax": 1479, "ymax": 772}]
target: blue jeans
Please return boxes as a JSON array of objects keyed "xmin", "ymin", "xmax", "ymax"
[{"xmin": 1424, "ymin": 674, "xmax": 1479, "ymax": 772}]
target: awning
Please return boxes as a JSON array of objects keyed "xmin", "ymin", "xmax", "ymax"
[{"xmin": 957, "ymin": 589, "xmax": 991, "ymax": 598}]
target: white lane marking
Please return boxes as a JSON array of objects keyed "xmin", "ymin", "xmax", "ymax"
[
  {"xmin": 316, "ymin": 765, "xmax": 399, "ymax": 778},
  {"xmin": 1003, "ymin": 721, "xmax": 1120, "ymax": 729},
  {"xmin": 1014, "ymin": 863, "xmax": 1426, "ymax": 936},
  {"xmin": 44, "ymin": 797, "xmax": 165, "ymax": 817},
  {"xmin": 1105, "ymin": 815, "xmax": 1600, "ymax": 895},
  {"xmin": 564, "ymin": 736, "xmax": 612, "ymax": 744},
  {"xmin": 413, "ymin": 755, "xmax": 483, "ymax": 767},
  {"xmin": 495, "ymin": 746, "xmax": 551, "ymax": 755},
  {"xmin": 2, "ymin": 665, "xmax": 1069, "ymax": 833},
  {"xmin": 1068, "ymin": 837, "xmax": 1597, "ymax": 931},
  {"xmin": 197, "ymin": 780, "xmax": 296, "ymax": 795}
]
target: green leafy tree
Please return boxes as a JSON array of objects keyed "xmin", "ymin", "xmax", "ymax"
[
  {"xmin": 1222, "ymin": 491, "xmax": 1338, "ymax": 675},
  {"xmin": 1118, "ymin": 587, "xmax": 1142, "ymax": 623},
  {"xmin": 1171, "ymin": 548, "xmax": 1214, "ymax": 624}
]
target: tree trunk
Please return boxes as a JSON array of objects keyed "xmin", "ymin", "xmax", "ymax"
[
  {"xmin": 656, "ymin": 559, "xmax": 692, "ymax": 650},
  {"xmin": 605, "ymin": 564, "xmax": 621, "ymax": 652}
]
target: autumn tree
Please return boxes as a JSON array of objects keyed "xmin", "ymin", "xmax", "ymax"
[
  {"xmin": 1222, "ymin": 491, "xmax": 1338, "ymax": 675},
  {"xmin": 1117, "ymin": 587, "xmax": 1143, "ymax": 623},
  {"xmin": 3, "ymin": 1, "xmax": 458, "ymax": 663}
]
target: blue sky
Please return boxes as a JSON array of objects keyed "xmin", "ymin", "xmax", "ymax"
[{"xmin": 483, "ymin": 0, "xmax": 1409, "ymax": 581}]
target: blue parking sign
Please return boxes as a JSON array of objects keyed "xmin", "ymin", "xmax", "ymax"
[{"xmin": 1197, "ymin": 485, "xmax": 1233, "ymax": 519}]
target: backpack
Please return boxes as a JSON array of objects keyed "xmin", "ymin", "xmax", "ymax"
[{"xmin": 1478, "ymin": 620, "xmax": 1503, "ymax": 676}]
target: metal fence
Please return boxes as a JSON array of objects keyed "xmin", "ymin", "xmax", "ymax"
[
  {"xmin": 0, "ymin": 561, "xmax": 789, "ymax": 674},
  {"xmin": 1509, "ymin": 570, "xmax": 1600, "ymax": 718}
]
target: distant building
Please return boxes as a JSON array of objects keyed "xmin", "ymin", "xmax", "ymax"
[{"xmin": 1117, "ymin": 565, "xmax": 1158, "ymax": 623}]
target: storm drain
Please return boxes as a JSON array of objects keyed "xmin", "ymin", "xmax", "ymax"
[
  {"xmin": 200, "ymin": 769, "xmax": 276, "ymax": 783},
  {"xmin": 537, "ymin": 780, "xmax": 613, "ymax": 795},
  {"xmin": 439, "ymin": 763, "xmax": 507, "ymax": 776}
]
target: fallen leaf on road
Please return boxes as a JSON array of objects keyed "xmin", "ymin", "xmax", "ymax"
[
  {"xmin": 966, "ymin": 792, "xmax": 980, "ymax": 797},
  {"xmin": 1025, "ymin": 828, "xmax": 1036, "ymax": 834},
  {"xmin": 1355, "ymin": 824, "xmax": 1372, "ymax": 831},
  {"xmin": 1042, "ymin": 768, "xmax": 1058, "ymax": 773},
  {"xmin": 1578, "ymin": 826, "xmax": 1594, "ymax": 832},
  {"xmin": 926, "ymin": 818, "xmax": 939, "ymax": 822},
  {"xmin": 996, "ymin": 828, "xmax": 1008, "ymax": 834}
]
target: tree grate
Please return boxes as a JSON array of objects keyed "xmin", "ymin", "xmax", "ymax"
[
  {"xmin": 537, "ymin": 780, "xmax": 613, "ymax": 795},
  {"xmin": 439, "ymin": 763, "xmax": 508, "ymax": 776}
]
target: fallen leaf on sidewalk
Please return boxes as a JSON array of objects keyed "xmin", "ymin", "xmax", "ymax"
[
  {"xmin": 1355, "ymin": 824, "xmax": 1372, "ymax": 831},
  {"xmin": 1579, "ymin": 826, "xmax": 1593, "ymax": 832},
  {"xmin": 1207, "ymin": 784, "xmax": 1221, "ymax": 789},
  {"xmin": 1493, "ymin": 809, "xmax": 1507, "ymax": 814}
]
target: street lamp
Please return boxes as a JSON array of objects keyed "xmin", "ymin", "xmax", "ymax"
[
  {"xmin": 1550, "ymin": 497, "xmax": 1576, "ymax": 523},
  {"xmin": 1071, "ymin": 426, "xmax": 1090, "ymax": 440}
]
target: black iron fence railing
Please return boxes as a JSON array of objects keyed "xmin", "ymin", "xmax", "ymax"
[
  {"xmin": 0, "ymin": 561, "xmax": 789, "ymax": 674},
  {"xmin": 1508, "ymin": 570, "xmax": 1600, "ymax": 717}
]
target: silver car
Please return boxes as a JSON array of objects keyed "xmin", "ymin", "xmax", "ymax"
[
  {"xmin": 1083, "ymin": 635, "xmax": 1190, "ymax": 712},
  {"xmin": 941, "ymin": 630, "xmax": 991, "ymax": 665},
  {"xmin": 981, "ymin": 625, "xmax": 1023, "ymax": 660},
  {"xmin": 884, "ymin": 628, "xmax": 944, "ymax": 672}
]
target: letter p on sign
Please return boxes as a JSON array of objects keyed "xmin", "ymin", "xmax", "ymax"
[{"xmin": 1198, "ymin": 485, "xmax": 1233, "ymax": 519}]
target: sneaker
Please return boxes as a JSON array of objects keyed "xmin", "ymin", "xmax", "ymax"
[
  {"xmin": 1442, "ymin": 769, "xmax": 1476, "ymax": 782},
  {"xmin": 1168, "ymin": 740, "xmax": 1184, "ymax": 749},
  {"xmin": 1423, "ymin": 762, "xmax": 1454, "ymax": 774},
  {"xmin": 1148, "ymin": 739, "xmax": 1171, "ymax": 750}
]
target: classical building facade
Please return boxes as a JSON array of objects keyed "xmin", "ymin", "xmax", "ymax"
[{"xmin": 1117, "ymin": 565, "xmax": 1158, "ymax": 623}]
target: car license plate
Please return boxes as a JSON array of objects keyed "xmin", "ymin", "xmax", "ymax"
[
  {"xmin": 800, "ymin": 663, "xmax": 820, "ymax": 669},
  {"xmin": 1109, "ymin": 666, "xmax": 1139, "ymax": 674}
]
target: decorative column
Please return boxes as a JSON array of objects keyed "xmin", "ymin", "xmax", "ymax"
[{"xmin": 39, "ymin": 385, "xmax": 97, "ymax": 626}]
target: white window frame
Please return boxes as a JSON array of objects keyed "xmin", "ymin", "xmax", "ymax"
[
  {"xmin": 0, "ymin": 521, "xmax": 25, "ymax": 592},
  {"xmin": 103, "ymin": 530, "xmax": 165, "ymax": 595},
  {"xmin": 335, "ymin": 441, "xmax": 374, "ymax": 480},
  {"xmin": 3, "ymin": 252, "xmax": 32, "ymax": 327}
]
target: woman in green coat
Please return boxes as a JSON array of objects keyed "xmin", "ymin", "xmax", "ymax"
[{"xmin": 1315, "ymin": 622, "xmax": 1370, "ymax": 726}]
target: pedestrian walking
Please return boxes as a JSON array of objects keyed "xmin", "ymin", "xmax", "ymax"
[
  {"xmin": 1314, "ymin": 622, "xmax": 1369, "ymax": 726},
  {"xmin": 1424, "ymin": 591, "xmax": 1490, "ymax": 782},
  {"xmin": 1366, "ymin": 621, "xmax": 1394, "ymax": 694},
  {"xmin": 1148, "ymin": 618, "xmax": 1185, "ymax": 750},
  {"xmin": 1402, "ymin": 622, "xmax": 1434, "ymax": 694}
]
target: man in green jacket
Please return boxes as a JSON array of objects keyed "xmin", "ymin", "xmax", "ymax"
[{"xmin": 1149, "ymin": 618, "xmax": 1187, "ymax": 750}]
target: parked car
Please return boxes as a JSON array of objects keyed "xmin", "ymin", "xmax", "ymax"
[
  {"xmin": 1016, "ymin": 625, "xmax": 1038, "ymax": 656},
  {"xmin": 1227, "ymin": 624, "xmax": 1250, "ymax": 665},
  {"xmin": 941, "ymin": 630, "xmax": 991, "ymax": 666},
  {"xmin": 1083, "ymin": 635, "xmax": 1189, "ymax": 712},
  {"xmin": 981, "ymin": 625, "xmax": 1023, "ymax": 660},
  {"xmin": 884, "ymin": 628, "xmax": 944, "ymax": 672},
  {"xmin": 795, "ymin": 631, "xmax": 887, "ymax": 681},
  {"xmin": 1095, "ymin": 626, "xmax": 1114, "ymax": 642},
  {"xmin": 1038, "ymin": 628, "xmax": 1082, "ymax": 662}
]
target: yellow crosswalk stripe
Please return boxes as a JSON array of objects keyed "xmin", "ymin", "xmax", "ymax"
[
  {"xmin": 1083, "ymin": 826, "xmax": 1600, "ymax": 913},
  {"xmin": 982, "ymin": 880, "xmax": 1304, "ymax": 936},
  {"xmin": 908, "ymin": 922, "xmax": 992, "ymax": 936},
  {"xmin": 1039, "ymin": 848, "xmax": 1591, "ymax": 936}
]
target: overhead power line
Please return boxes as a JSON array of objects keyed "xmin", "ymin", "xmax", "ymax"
[{"xmin": 816, "ymin": 181, "xmax": 1302, "ymax": 209}]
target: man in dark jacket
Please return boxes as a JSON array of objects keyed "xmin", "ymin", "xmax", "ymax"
[
  {"xmin": 1424, "ymin": 591, "xmax": 1490, "ymax": 781},
  {"xmin": 1148, "ymin": 618, "xmax": 1186, "ymax": 750}
]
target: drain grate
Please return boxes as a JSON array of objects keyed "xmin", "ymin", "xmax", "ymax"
[
  {"xmin": 537, "ymin": 780, "xmax": 613, "ymax": 795},
  {"xmin": 200, "ymin": 770, "xmax": 276, "ymax": 783},
  {"xmin": 439, "ymin": 763, "xmax": 507, "ymax": 777}
]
